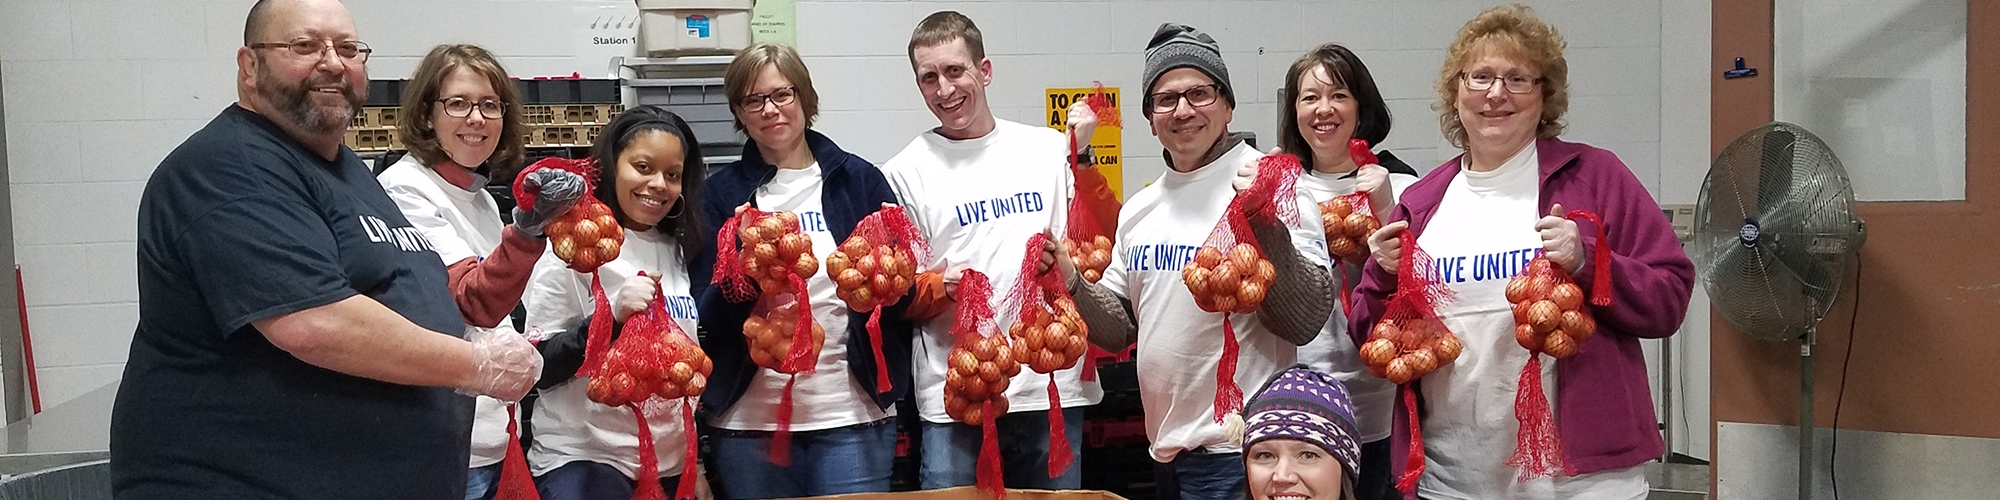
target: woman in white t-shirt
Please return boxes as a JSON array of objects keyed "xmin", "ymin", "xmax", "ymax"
[
  {"xmin": 1273, "ymin": 43, "xmax": 1421, "ymax": 500},
  {"xmin": 688, "ymin": 43, "xmax": 911, "ymax": 500},
  {"xmin": 376, "ymin": 44, "xmax": 583, "ymax": 500},
  {"xmin": 1349, "ymin": 5, "xmax": 1694, "ymax": 499},
  {"xmin": 523, "ymin": 106, "xmax": 713, "ymax": 500}
]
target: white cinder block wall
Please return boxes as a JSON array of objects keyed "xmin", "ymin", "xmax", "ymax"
[{"xmin": 1, "ymin": 0, "xmax": 1709, "ymax": 457}]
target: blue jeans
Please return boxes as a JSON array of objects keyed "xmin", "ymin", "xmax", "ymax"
[
  {"xmin": 710, "ymin": 419, "xmax": 898, "ymax": 499},
  {"xmin": 919, "ymin": 407, "xmax": 1084, "ymax": 490},
  {"xmin": 465, "ymin": 463, "xmax": 501, "ymax": 500},
  {"xmin": 1154, "ymin": 449, "xmax": 1245, "ymax": 500},
  {"xmin": 535, "ymin": 460, "xmax": 679, "ymax": 500}
]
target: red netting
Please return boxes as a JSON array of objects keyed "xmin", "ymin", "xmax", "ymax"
[
  {"xmin": 582, "ymin": 274, "xmax": 710, "ymax": 500},
  {"xmin": 1001, "ymin": 233, "xmax": 1085, "ymax": 477},
  {"xmin": 512, "ymin": 156, "xmax": 599, "ymax": 213},
  {"xmin": 492, "ymin": 404, "xmax": 541, "ymax": 500},
  {"xmin": 830, "ymin": 206, "xmax": 929, "ymax": 393},
  {"xmin": 940, "ymin": 270, "xmax": 1014, "ymax": 499},
  {"xmin": 1502, "ymin": 209, "xmax": 1611, "ymax": 481},
  {"xmin": 527, "ymin": 158, "xmax": 622, "ymax": 275},
  {"xmin": 1179, "ymin": 154, "xmax": 1304, "ymax": 421},
  {"xmin": 1065, "ymin": 83, "xmax": 1121, "ymax": 284},
  {"xmin": 714, "ymin": 209, "xmax": 824, "ymax": 465},
  {"xmin": 1356, "ymin": 232, "xmax": 1461, "ymax": 494}
]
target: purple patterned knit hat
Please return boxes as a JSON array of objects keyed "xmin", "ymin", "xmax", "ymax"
[{"xmin": 1242, "ymin": 364, "xmax": 1362, "ymax": 477}]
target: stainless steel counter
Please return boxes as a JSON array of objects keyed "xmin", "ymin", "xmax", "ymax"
[{"xmin": 0, "ymin": 381, "xmax": 114, "ymax": 476}]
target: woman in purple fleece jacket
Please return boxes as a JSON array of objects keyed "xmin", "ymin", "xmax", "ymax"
[{"xmin": 1344, "ymin": 5, "xmax": 1694, "ymax": 500}]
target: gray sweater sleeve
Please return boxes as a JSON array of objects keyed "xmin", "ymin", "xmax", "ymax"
[
  {"xmin": 1067, "ymin": 273, "xmax": 1138, "ymax": 352},
  {"xmin": 1249, "ymin": 221, "xmax": 1334, "ymax": 346}
]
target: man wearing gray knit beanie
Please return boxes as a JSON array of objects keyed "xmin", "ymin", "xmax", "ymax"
[{"xmin": 1052, "ymin": 21, "xmax": 1338, "ymax": 500}]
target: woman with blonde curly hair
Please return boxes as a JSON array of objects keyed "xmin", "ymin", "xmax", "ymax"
[{"xmin": 1343, "ymin": 5, "xmax": 1693, "ymax": 499}]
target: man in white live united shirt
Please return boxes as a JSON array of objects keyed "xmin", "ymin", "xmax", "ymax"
[
  {"xmin": 881, "ymin": 10, "xmax": 1103, "ymax": 490},
  {"xmin": 1060, "ymin": 23, "xmax": 1336, "ymax": 500}
]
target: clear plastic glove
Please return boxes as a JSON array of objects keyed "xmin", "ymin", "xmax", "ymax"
[
  {"xmin": 1536, "ymin": 203, "xmax": 1584, "ymax": 274},
  {"xmin": 1038, "ymin": 230, "xmax": 1078, "ymax": 280},
  {"xmin": 1067, "ymin": 101, "xmax": 1098, "ymax": 153},
  {"xmin": 459, "ymin": 328, "xmax": 542, "ymax": 402},
  {"xmin": 612, "ymin": 273, "xmax": 663, "ymax": 323},
  {"xmin": 1368, "ymin": 220, "xmax": 1409, "ymax": 275},
  {"xmin": 1354, "ymin": 163, "xmax": 1394, "ymax": 214},
  {"xmin": 511, "ymin": 169, "xmax": 588, "ymax": 237}
]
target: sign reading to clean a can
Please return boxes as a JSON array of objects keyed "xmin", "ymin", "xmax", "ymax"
[{"xmin": 1046, "ymin": 87, "xmax": 1122, "ymax": 199}]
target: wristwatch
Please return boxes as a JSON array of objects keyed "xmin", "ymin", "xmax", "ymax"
[{"xmin": 1072, "ymin": 146, "xmax": 1096, "ymax": 166}]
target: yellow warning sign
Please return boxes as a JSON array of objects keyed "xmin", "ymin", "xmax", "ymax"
[{"xmin": 1046, "ymin": 87, "xmax": 1122, "ymax": 200}]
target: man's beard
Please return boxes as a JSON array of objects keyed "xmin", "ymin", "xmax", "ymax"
[{"xmin": 256, "ymin": 60, "xmax": 364, "ymax": 136}]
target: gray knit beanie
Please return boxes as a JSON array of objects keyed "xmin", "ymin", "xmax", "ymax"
[{"xmin": 1142, "ymin": 23, "xmax": 1234, "ymax": 118}]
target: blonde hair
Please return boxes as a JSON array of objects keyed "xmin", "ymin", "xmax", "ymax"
[
  {"xmin": 398, "ymin": 44, "xmax": 526, "ymax": 178},
  {"xmin": 724, "ymin": 43, "xmax": 821, "ymax": 134},
  {"xmin": 1435, "ymin": 4, "xmax": 1569, "ymax": 149}
]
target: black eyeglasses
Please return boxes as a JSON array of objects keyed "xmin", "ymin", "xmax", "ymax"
[
  {"xmin": 1461, "ymin": 72, "xmax": 1541, "ymax": 94},
  {"xmin": 1147, "ymin": 84, "xmax": 1222, "ymax": 114},
  {"xmin": 249, "ymin": 38, "xmax": 371, "ymax": 63},
  {"xmin": 737, "ymin": 86, "xmax": 799, "ymax": 112},
  {"xmin": 436, "ymin": 97, "xmax": 507, "ymax": 119}
]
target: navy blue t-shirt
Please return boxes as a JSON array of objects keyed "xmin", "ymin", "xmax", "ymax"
[{"xmin": 112, "ymin": 105, "xmax": 472, "ymax": 499}]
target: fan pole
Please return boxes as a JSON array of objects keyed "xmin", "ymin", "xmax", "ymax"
[{"xmin": 1799, "ymin": 327, "xmax": 1817, "ymax": 500}]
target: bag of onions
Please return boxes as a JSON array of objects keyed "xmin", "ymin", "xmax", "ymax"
[
  {"xmin": 1179, "ymin": 154, "xmax": 1304, "ymax": 422},
  {"xmin": 712, "ymin": 208, "xmax": 824, "ymax": 465},
  {"xmin": 581, "ymin": 274, "xmax": 712, "ymax": 500},
  {"xmin": 1319, "ymin": 139, "xmax": 1384, "ymax": 266},
  {"xmin": 1502, "ymin": 208, "xmax": 1613, "ymax": 481},
  {"xmin": 1358, "ymin": 231, "xmax": 1462, "ymax": 495},
  {"xmin": 827, "ymin": 206, "xmax": 928, "ymax": 393},
  {"xmin": 940, "ymin": 270, "xmax": 1017, "ymax": 499},
  {"xmin": 518, "ymin": 157, "xmax": 624, "ymax": 275},
  {"xmin": 1064, "ymin": 83, "xmax": 1120, "ymax": 283},
  {"xmin": 1002, "ymin": 233, "xmax": 1089, "ymax": 477}
]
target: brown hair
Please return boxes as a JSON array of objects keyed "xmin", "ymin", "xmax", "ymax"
[
  {"xmin": 398, "ymin": 44, "xmax": 527, "ymax": 179},
  {"xmin": 907, "ymin": 11, "xmax": 985, "ymax": 69},
  {"xmin": 1435, "ymin": 4, "xmax": 1569, "ymax": 149},
  {"xmin": 723, "ymin": 43, "xmax": 820, "ymax": 134}
]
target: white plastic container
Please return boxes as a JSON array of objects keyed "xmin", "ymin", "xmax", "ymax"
[{"xmin": 636, "ymin": 0, "xmax": 755, "ymax": 56}]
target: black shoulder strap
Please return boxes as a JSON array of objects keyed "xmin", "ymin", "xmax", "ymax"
[{"xmin": 372, "ymin": 151, "xmax": 407, "ymax": 176}]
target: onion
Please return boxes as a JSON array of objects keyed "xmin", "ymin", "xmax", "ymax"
[
  {"xmin": 1406, "ymin": 349, "xmax": 1438, "ymax": 376},
  {"xmin": 1342, "ymin": 213, "xmax": 1374, "ymax": 238},
  {"xmin": 1386, "ymin": 357, "xmax": 1415, "ymax": 384},
  {"xmin": 1505, "ymin": 276, "xmax": 1531, "ymax": 304},
  {"xmin": 1360, "ymin": 338, "xmax": 1398, "ymax": 366},
  {"xmin": 1515, "ymin": 323, "xmax": 1543, "ymax": 352},
  {"xmin": 1434, "ymin": 334, "xmax": 1464, "ymax": 364},
  {"xmin": 1528, "ymin": 300, "xmax": 1562, "ymax": 333},
  {"xmin": 1229, "ymin": 244, "xmax": 1260, "ymax": 271},
  {"xmin": 1550, "ymin": 283, "xmax": 1585, "ymax": 311},
  {"xmin": 1195, "ymin": 246, "xmax": 1225, "ymax": 268},
  {"xmin": 1544, "ymin": 331, "xmax": 1579, "ymax": 358}
]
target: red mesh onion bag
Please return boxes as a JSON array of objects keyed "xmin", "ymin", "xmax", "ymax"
[
  {"xmin": 827, "ymin": 206, "xmax": 929, "ymax": 394},
  {"xmin": 583, "ymin": 274, "xmax": 713, "ymax": 500},
  {"xmin": 1354, "ymin": 231, "xmax": 1462, "ymax": 495},
  {"xmin": 1065, "ymin": 83, "xmax": 1121, "ymax": 284},
  {"xmin": 1318, "ymin": 139, "xmax": 1386, "ymax": 313},
  {"xmin": 1178, "ymin": 154, "xmax": 1303, "ymax": 422},
  {"xmin": 940, "ymin": 270, "xmax": 1017, "ymax": 499},
  {"xmin": 519, "ymin": 158, "xmax": 627, "ymax": 384},
  {"xmin": 713, "ymin": 209, "xmax": 824, "ymax": 465},
  {"xmin": 1002, "ymin": 233, "xmax": 1089, "ymax": 477},
  {"xmin": 1502, "ymin": 209, "xmax": 1613, "ymax": 481}
]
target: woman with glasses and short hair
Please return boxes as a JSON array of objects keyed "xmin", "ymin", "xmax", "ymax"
[
  {"xmin": 1344, "ymin": 5, "xmax": 1693, "ymax": 499},
  {"xmin": 376, "ymin": 43, "xmax": 586, "ymax": 500},
  {"xmin": 687, "ymin": 42, "xmax": 910, "ymax": 500}
]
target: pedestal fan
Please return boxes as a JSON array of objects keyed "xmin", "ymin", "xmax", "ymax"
[{"xmin": 1693, "ymin": 121, "xmax": 1866, "ymax": 500}]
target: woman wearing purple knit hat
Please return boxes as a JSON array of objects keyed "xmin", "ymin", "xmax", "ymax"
[{"xmin": 1241, "ymin": 365, "xmax": 1364, "ymax": 500}]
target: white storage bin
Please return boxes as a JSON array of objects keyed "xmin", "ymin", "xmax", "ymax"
[{"xmin": 637, "ymin": 0, "xmax": 755, "ymax": 56}]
